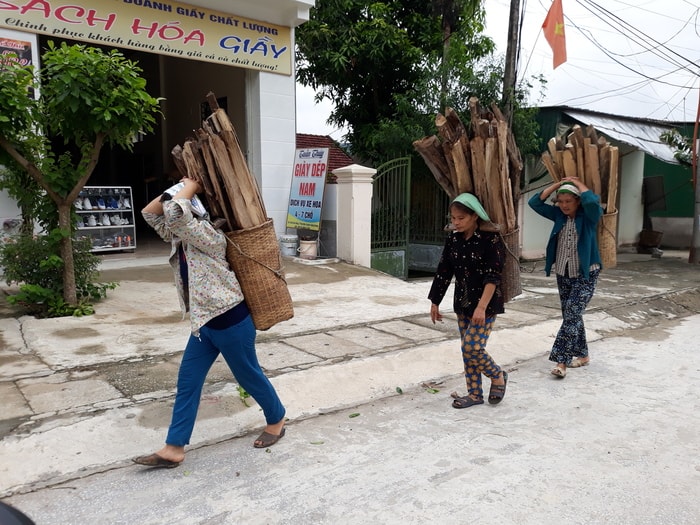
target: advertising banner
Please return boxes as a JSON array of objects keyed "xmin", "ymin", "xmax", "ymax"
[
  {"xmin": 0, "ymin": 32, "xmax": 32, "ymax": 67},
  {"xmin": 0, "ymin": 0, "xmax": 292, "ymax": 75},
  {"xmin": 286, "ymin": 148, "xmax": 329, "ymax": 232}
]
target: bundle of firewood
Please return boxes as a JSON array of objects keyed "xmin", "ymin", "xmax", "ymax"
[
  {"xmin": 413, "ymin": 97, "xmax": 523, "ymax": 234},
  {"xmin": 540, "ymin": 124, "xmax": 619, "ymax": 213},
  {"xmin": 170, "ymin": 92, "xmax": 266, "ymax": 230},
  {"xmin": 169, "ymin": 92, "xmax": 294, "ymax": 331}
]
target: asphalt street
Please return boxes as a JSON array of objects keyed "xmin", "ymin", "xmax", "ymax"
[{"xmin": 5, "ymin": 313, "xmax": 700, "ymax": 525}]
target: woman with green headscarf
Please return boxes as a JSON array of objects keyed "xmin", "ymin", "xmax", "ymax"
[
  {"xmin": 428, "ymin": 193, "xmax": 508, "ymax": 409},
  {"xmin": 528, "ymin": 176, "xmax": 603, "ymax": 378}
]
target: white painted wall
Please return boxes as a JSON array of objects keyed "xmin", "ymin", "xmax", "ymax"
[
  {"xmin": 618, "ymin": 150, "xmax": 644, "ymax": 246},
  {"xmin": 519, "ymin": 188, "xmax": 553, "ymax": 260},
  {"xmin": 245, "ymin": 70, "xmax": 297, "ymax": 235}
]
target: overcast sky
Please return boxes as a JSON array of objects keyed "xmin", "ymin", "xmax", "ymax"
[{"xmin": 295, "ymin": 0, "xmax": 700, "ymax": 139}]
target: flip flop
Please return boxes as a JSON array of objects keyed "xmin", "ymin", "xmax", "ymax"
[
  {"xmin": 569, "ymin": 358, "xmax": 590, "ymax": 368},
  {"xmin": 132, "ymin": 453, "xmax": 181, "ymax": 469},
  {"xmin": 451, "ymin": 396, "xmax": 484, "ymax": 409},
  {"xmin": 254, "ymin": 427, "xmax": 286, "ymax": 448},
  {"xmin": 550, "ymin": 367, "xmax": 566, "ymax": 378},
  {"xmin": 488, "ymin": 371, "xmax": 508, "ymax": 405}
]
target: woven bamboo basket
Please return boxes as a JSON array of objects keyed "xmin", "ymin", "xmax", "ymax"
[
  {"xmin": 597, "ymin": 211, "xmax": 618, "ymax": 269},
  {"xmin": 500, "ymin": 228, "xmax": 522, "ymax": 303},
  {"xmin": 225, "ymin": 219, "xmax": 294, "ymax": 331}
]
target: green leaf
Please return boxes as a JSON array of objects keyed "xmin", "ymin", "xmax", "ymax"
[{"xmin": 348, "ymin": 413, "xmax": 360, "ymax": 418}]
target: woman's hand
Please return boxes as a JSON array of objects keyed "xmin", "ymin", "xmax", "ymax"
[
  {"xmin": 471, "ymin": 305, "xmax": 486, "ymax": 325},
  {"xmin": 430, "ymin": 303, "xmax": 442, "ymax": 324},
  {"xmin": 561, "ymin": 176, "xmax": 590, "ymax": 193},
  {"xmin": 180, "ymin": 177, "xmax": 202, "ymax": 194}
]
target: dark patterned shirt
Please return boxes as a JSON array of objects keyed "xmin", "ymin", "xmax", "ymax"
[{"xmin": 428, "ymin": 229, "xmax": 505, "ymax": 318}]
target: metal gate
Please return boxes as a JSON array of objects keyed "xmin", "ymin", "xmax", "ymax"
[{"xmin": 371, "ymin": 157, "xmax": 411, "ymax": 279}]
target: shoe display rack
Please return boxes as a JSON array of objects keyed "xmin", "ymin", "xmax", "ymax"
[{"xmin": 74, "ymin": 186, "xmax": 136, "ymax": 252}]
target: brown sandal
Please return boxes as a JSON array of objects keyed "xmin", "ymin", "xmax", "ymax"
[
  {"xmin": 253, "ymin": 427, "xmax": 286, "ymax": 448},
  {"xmin": 132, "ymin": 453, "xmax": 181, "ymax": 468}
]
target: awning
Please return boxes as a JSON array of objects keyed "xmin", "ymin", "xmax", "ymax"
[{"xmin": 563, "ymin": 110, "xmax": 680, "ymax": 164}]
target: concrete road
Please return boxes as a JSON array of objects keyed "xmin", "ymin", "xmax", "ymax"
[{"xmin": 6, "ymin": 314, "xmax": 699, "ymax": 525}]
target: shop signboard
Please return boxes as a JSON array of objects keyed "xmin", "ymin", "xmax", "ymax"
[
  {"xmin": 286, "ymin": 148, "xmax": 328, "ymax": 232},
  {"xmin": 0, "ymin": 0, "xmax": 292, "ymax": 75}
]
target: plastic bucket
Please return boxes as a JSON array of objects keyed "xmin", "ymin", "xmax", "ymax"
[
  {"xmin": 298, "ymin": 239, "xmax": 317, "ymax": 260},
  {"xmin": 279, "ymin": 234, "xmax": 298, "ymax": 257}
]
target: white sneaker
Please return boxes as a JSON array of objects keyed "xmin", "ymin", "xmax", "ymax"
[
  {"xmin": 74, "ymin": 199, "xmax": 83, "ymax": 210},
  {"xmin": 87, "ymin": 215, "xmax": 97, "ymax": 227},
  {"xmin": 102, "ymin": 214, "xmax": 111, "ymax": 226},
  {"xmin": 83, "ymin": 197, "xmax": 92, "ymax": 210},
  {"xmin": 123, "ymin": 198, "xmax": 131, "ymax": 209},
  {"xmin": 110, "ymin": 215, "xmax": 120, "ymax": 225}
]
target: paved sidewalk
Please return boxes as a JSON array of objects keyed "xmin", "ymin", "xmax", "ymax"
[{"xmin": 0, "ymin": 248, "xmax": 698, "ymax": 497}]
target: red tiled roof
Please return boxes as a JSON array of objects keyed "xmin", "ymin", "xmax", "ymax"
[{"xmin": 296, "ymin": 133, "xmax": 353, "ymax": 173}]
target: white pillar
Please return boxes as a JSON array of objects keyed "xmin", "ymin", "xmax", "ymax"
[{"xmin": 333, "ymin": 164, "xmax": 376, "ymax": 267}]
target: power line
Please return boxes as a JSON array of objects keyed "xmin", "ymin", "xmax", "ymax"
[{"xmin": 578, "ymin": 0, "xmax": 699, "ymax": 75}]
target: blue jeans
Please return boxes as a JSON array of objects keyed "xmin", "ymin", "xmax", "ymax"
[{"xmin": 166, "ymin": 315, "xmax": 285, "ymax": 446}]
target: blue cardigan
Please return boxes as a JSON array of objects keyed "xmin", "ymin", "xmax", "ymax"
[{"xmin": 528, "ymin": 190, "xmax": 603, "ymax": 277}]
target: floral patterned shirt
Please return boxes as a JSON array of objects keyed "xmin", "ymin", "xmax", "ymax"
[
  {"xmin": 143, "ymin": 198, "xmax": 245, "ymax": 336},
  {"xmin": 428, "ymin": 229, "xmax": 505, "ymax": 318}
]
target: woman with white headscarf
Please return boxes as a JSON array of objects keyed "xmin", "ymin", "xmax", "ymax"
[
  {"xmin": 528, "ymin": 176, "xmax": 603, "ymax": 378},
  {"xmin": 133, "ymin": 177, "xmax": 286, "ymax": 468}
]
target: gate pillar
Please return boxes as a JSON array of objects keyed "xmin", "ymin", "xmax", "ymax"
[{"xmin": 333, "ymin": 164, "xmax": 376, "ymax": 267}]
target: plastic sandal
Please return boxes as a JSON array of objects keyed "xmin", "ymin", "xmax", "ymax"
[{"xmin": 488, "ymin": 371, "xmax": 508, "ymax": 404}]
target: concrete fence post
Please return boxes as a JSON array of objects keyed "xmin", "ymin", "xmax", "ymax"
[{"xmin": 332, "ymin": 164, "xmax": 376, "ymax": 267}]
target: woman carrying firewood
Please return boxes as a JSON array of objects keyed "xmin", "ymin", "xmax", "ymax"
[
  {"xmin": 133, "ymin": 177, "xmax": 286, "ymax": 469},
  {"xmin": 428, "ymin": 193, "xmax": 508, "ymax": 408},
  {"xmin": 528, "ymin": 176, "xmax": 603, "ymax": 378}
]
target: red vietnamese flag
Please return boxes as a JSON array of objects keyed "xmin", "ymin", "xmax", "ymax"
[{"xmin": 542, "ymin": 0, "xmax": 567, "ymax": 69}]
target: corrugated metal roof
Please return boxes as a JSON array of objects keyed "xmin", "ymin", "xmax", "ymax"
[{"xmin": 563, "ymin": 110, "xmax": 680, "ymax": 164}]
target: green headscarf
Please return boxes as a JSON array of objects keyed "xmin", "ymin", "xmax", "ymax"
[{"xmin": 452, "ymin": 193, "xmax": 490, "ymax": 221}]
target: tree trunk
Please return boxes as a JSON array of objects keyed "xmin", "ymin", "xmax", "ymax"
[{"xmin": 57, "ymin": 203, "xmax": 77, "ymax": 305}]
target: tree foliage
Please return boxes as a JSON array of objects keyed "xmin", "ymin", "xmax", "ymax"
[
  {"xmin": 296, "ymin": 0, "xmax": 544, "ymax": 164},
  {"xmin": 660, "ymin": 129, "xmax": 694, "ymax": 165},
  {"xmin": 0, "ymin": 42, "xmax": 161, "ymax": 312}
]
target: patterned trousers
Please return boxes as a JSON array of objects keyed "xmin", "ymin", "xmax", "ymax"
[
  {"xmin": 550, "ymin": 269, "xmax": 600, "ymax": 365},
  {"xmin": 457, "ymin": 314, "xmax": 501, "ymax": 399}
]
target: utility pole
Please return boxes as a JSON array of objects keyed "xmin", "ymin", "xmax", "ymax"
[
  {"xmin": 691, "ymin": 137, "xmax": 699, "ymax": 263},
  {"xmin": 690, "ymin": 85, "xmax": 699, "ymax": 264},
  {"xmin": 502, "ymin": 0, "xmax": 521, "ymax": 121}
]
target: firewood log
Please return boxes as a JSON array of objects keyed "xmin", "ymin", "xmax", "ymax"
[
  {"xmin": 562, "ymin": 147, "xmax": 577, "ymax": 179},
  {"xmin": 599, "ymin": 145, "xmax": 611, "ymax": 208},
  {"xmin": 542, "ymin": 152, "xmax": 561, "ymax": 182},
  {"xmin": 584, "ymin": 141, "xmax": 602, "ymax": 196},
  {"xmin": 413, "ymin": 136, "xmax": 456, "ymax": 198},
  {"xmin": 470, "ymin": 136, "xmax": 488, "ymax": 206},
  {"xmin": 497, "ymin": 120, "xmax": 516, "ymax": 231},
  {"xmin": 607, "ymin": 147, "xmax": 619, "ymax": 213},
  {"xmin": 209, "ymin": 108, "xmax": 267, "ymax": 223}
]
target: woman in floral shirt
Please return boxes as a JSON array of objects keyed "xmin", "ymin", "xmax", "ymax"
[
  {"xmin": 133, "ymin": 177, "xmax": 286, "ymax": 469},
  {"xmin": 428, "ymin": 193, "xmax": 508, "ymax": 408}
]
